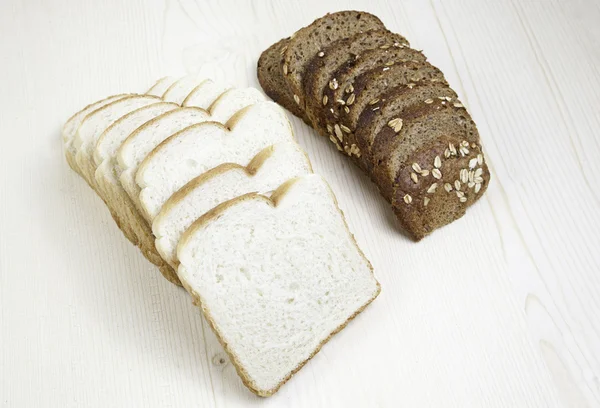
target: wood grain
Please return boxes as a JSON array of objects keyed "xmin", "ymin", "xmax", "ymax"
[{"xmin": 0, "ymin": 0, "xmax": 598, "ymax": 406}]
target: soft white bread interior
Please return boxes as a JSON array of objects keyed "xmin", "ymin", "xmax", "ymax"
[
  {"xmin": 153, "ymin": 141, "xmax": 313, "ymax": 268},
  {"xmin": 146, "ymin": 76, "xmax": 177, "ymax": 97},
  {"xmin": 73, "ymin": 95, "xmax": 161, "ymax": 190},
  {"xmin": 182, "ymin": 78, "xmax": 231, "ymax": 109},
  {"xmin": 177, "ymin": 174, "xmax": 380, "ymax": 397},
  {"xmin": 117, "ymin": 107, "xmax": 211, "ymax": 215},
  {"xmin": 207, "ymin": 87, "xmax": 265, "ymax": 122},
  {"xmin": 162, "ymin": 74, "xmax": 207, "ymax": 104},
  {"xmin": 136, "ymin": 101, "xmax": 294, "ymax": 220}
]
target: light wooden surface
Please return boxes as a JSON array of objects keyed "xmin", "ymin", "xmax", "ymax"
[{"xmin": 1, "ymin": 0, "xmax": 599, "ymax": 406}]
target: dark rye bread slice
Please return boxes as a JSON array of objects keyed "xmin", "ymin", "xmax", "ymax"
[
  {"xmin": 318, "ymin": 47, "xmax": 428, "ymax": 141},
  {"xmin": 371, "ymin": 100, "xmax": 480, "ymax": 201},
  {"xmin": 355, "ymin": 81, "xmax": 456, "ymax": 171},
  {"xmin": 391, "ymin": 135, "xmax": 490, "ymax": 240},
  {"xmin": 302, "ymin": 30, "xmax": 410, "ymax": 132},
  {"xmin": 283, "ymin": 11, "xmax": 386, "ymax": 112},
  {"xmin": 257, "ymin": 38, "xmax": 312, "ymax": 125}
]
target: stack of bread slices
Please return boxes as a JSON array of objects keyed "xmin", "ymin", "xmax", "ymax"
[
  {"xmin": 63, "ymin": 75, "xmax": 380, "ymax": 396},
  {"xmin": 258, "ymin": 11, "xmax": 491, "ymax": 240}
]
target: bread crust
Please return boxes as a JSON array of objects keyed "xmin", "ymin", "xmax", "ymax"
[{"xmin": 178, "ymin": 175, "xmax": 380, "ymax": 397}]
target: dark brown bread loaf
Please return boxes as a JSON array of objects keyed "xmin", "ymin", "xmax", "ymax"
[
  {"xmin": 390, "ymin": 135, "xmax": 490, "ymax": 240},
  {"xmin": 257, "ymin": 38, "xmax": 311, "ymax": 124},
  {"xmin": 257, "ymin": 11, "xmax": 491, "ymax": 240},
  {"xmin": 283, "ymin": 11, "xmax": 385, "ymax": 112},
  {"xmin": 302, "ymin": 30, "xmax": 409, "ymax": 130},
  {"xmin": 355, "ymin": 81, "xmax": 455, "ymax": 171}
]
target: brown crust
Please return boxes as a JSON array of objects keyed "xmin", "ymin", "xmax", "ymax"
[{"xmin": 177, "ymin": 175, "xmax": 380, "ymax": 396}]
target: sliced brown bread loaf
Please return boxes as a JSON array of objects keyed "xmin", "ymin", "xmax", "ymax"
[
  {"xmin": 390, "ymin": 135, "xmax": 490, "ymax": 240},
  {"xmin": 257, "ymin": 11, "xmax": 491, "ymax": 240},
  {"xmin": 283, "ymin": 11, "xmax": 385, "ymax": 112},
  {"xmin": 318, "ymin": 48, "xmax": 428, "ymax": 141},
  {"xmin": 257, "ymin": 38, "xmax": 311, "ymax": 124},
  {"xmin": 302, "ymin": 30, "xmax": 409, "ymax": 130},
  {"xmin": 371, "ymin": 100, "xmax": 480, "ymax": 201},
  {"xmin": 354, "ymin": 81, "xmax": 456, "ymax": 170}
]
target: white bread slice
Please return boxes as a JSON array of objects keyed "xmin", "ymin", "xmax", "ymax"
[
  {"xmin": 63, "ymin": 94, "xmax": 128, "ymax": 173},
  {"xmin": 116, "ymin": 107, "xmax": 211, "ymax": 216},
  {"xmin": 146, "ymin": 76, "xmax": 177, "ymax": 97},
  {"xmin": 207, "ymin": 87, "xmax": 265, "ymax": 122},
  {"xmin": 136, "ymin": 101, "xmax": 293, "ymax": 220},
  {"xmin": 182, "ymin": 78, "xmax": 231, "ymax": 108},
  {"xmin": 73, "ymin": 95, "xmax": 161, "ymax": 189},
  {"xmin": 162, "ymin": 74, "xmax": 207, "ymax": 104},
  {"xmin": 93, "ymin": 102, "xmax": 179, "ymax": 249},
  {"xmin": 177, "ymin": 174, "xmax": 380, "ymax": 397},
  {"xmin": 153, "ymin": 141, "xmax": 313, "ymax": 268}
]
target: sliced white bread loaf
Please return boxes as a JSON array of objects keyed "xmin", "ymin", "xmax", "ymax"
[
  {"xmin": 153, "ymin": 141, "xmax": 313, "ymax": 268},
  {"xmin": 73, "ymin": 95, "xmax": 161, "ymax": 189},
  {"xmin": 62, "ymin": 94, "xmax": 128, "ymax": 173},
  {"xmin": 146, "ymin": 76, "xmax": 177, "ymax": 97},
  {"xmin": 183, "ymin": 79, "xmax": 231, "ymax": 108},
  {"xmin": 177, "ymin": 174, "xmax": 380, "ymax": 397},
  {"xmin": 94, "ymin": 102, "xmax": 179, "ymax": 248},
  {"xmin": 136, "ymin": 101, "xmax": 294, "ymax": 220},
  {"xmin": 162, "ymin": 74, "xmax": 207, "ymax": 104},
  {"xmin": 207, "ymin": 87, "xmax": 265, "ymax": 122}
]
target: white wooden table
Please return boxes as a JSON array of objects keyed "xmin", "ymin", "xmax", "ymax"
[{"xmin": 1, "ymin": 0, "xmax": 599, "ymax": 406}]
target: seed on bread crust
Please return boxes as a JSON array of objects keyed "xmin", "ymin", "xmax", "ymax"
[
  {"xmin": 388, "ymin": 118, "xmax": 403, "ymax": 132},
  {"xmin": 293, "ymin": 94, "xmax": 300, "ymax": 105},
  {"xmin": 369, "ymin": 98, "xmax": 380, "ymax": 105},
  {"xmin": 403, "ymin": 194, "xmax": 412, "ymax": 204},
  {"xmin": 283, "ymin": 63, "xmax": 288, "ymax": 75},
  {"xmin": 432, "ymin": 168, "xmax": 442, "ymax": 179},
  {"xmin": 411, "ymin": 173, "xmax": 419, "ymax": 183},
  {"xmin": 317, "ymin": 51, "xmax": 325, "ymax": 57},
  {"xmin": 427, "ymin": 183, "xmax": 437, "ymax": 193},
  {"xmin": 347, "ymin": 93, "xmax": 356, "ymax": 105},
  {"xmin": 412, "ymin": 162, "xmax": 422, "ymax": 173},
  {"xmin": 424, "ymin": 98, "xmax": 434, "ymax": 104},
  {"xmin": 444, "ymin": 183, "xmax": 453, "ymax": 192},
  {"xmin": 334, "ymin": 124, "xmax": 344, "ymax": 141},
  {"xmin": 340, "ymin": 124, "xmax": 351, "ymax": 133},
  {"xmin": 329, "ymin": 78, "xmax": 339, "ymax": 90},
  {"xmin": 322, "ymin": 95, "xmax": 328, "ymax": 106},
  {"xmin": 434, "ymin": 156, "xmax": 442, "ymax": 169}
]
